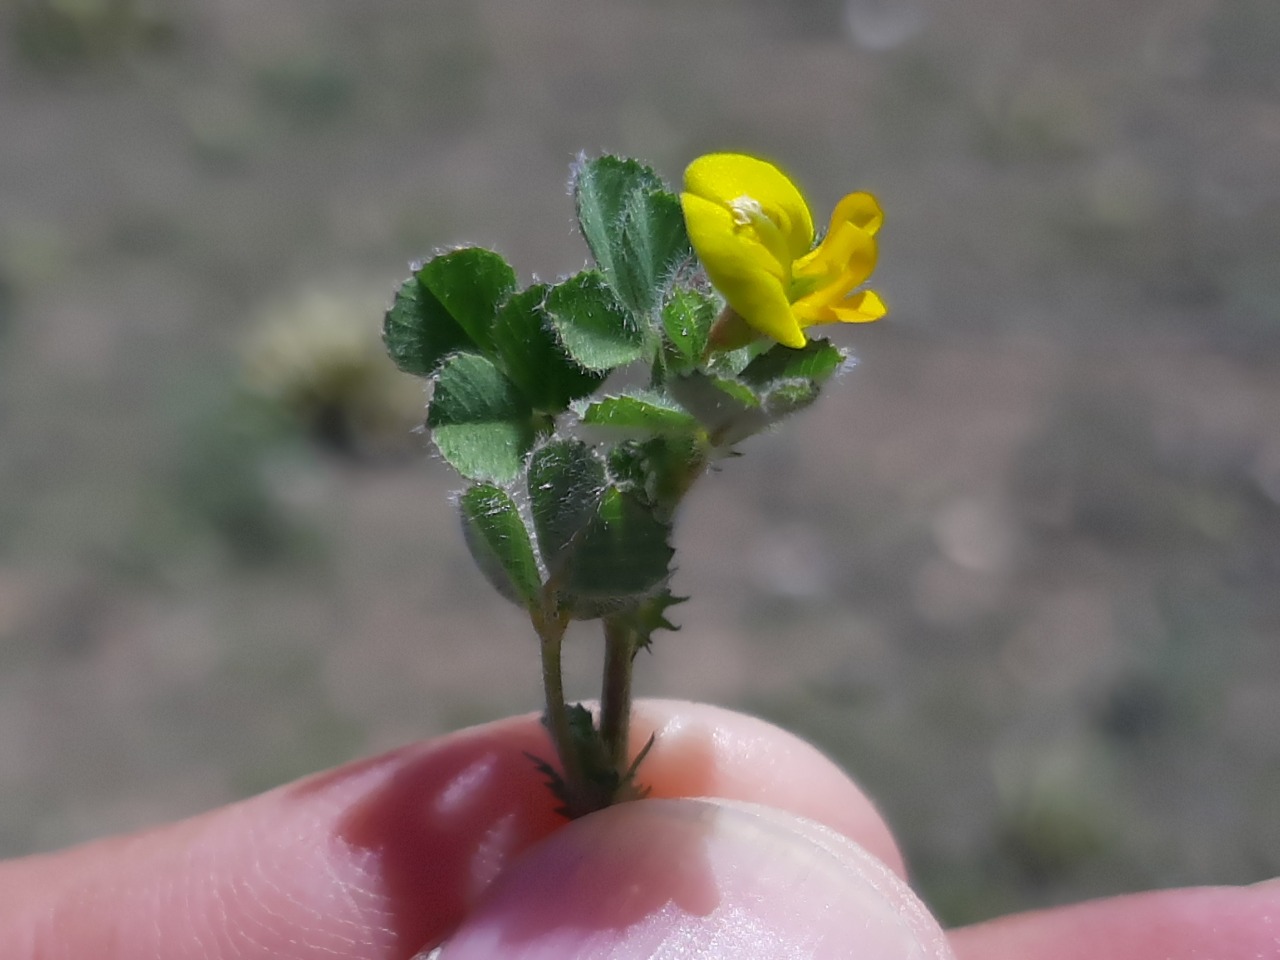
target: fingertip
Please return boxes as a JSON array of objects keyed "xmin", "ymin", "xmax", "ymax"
[
  {"xmin": 633, "ymin": 700, "xmax": 906, "ymax": 877},
  {"xmin": 441, "ymin": 797, "xmax": 949, "ymax": 960}
]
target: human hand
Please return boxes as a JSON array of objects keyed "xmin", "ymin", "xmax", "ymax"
[{"xmin": 0, "ymin": 701, "xmax": 1273, "ymax": 959}]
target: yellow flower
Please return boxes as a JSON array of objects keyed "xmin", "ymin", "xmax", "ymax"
[{"xmin": 680, "ymin": 153, "xmax": 886, "ymax": 349}]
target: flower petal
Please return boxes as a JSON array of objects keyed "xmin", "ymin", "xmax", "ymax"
[
  {"xmin": 794, "ymin": 285, "xmax": 887, "ymax": 327},
  {"xmin": 793, "ymin": 220, "xmax": 878, "ymax": 290},
  {"xmin": 829, "ymin": 289, "xmax": 887, "ymax": 324},
  {"xmin": 684, "ymin": 154, "xmax": 814, "ymax": 261},
  {"xmin": 681, "ymin": 190, "xmax": 806, "ymax": 347},
  {"xmin": 715, "ymin": 265, "xmax": 806, "ymax": 349},
  {"xmin": 681, "ymin": 192, "xmax": 788, "ymax": 283},
  {"xmin": 828, "ymin": 191, "xmax": 883, "ymax": 237}
]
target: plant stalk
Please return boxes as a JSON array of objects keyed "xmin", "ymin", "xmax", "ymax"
[
  {"xmin": 534, "ymin": 607, "xmax": 583, "ymax": 805},
  {"xmin": 599, "ymin": 615, "xmax": 636, "ymax": 776}
]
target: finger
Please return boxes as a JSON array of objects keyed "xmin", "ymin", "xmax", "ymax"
[
  {"xmin": 631, "ymin": 700, "xmax": 905, "ymax": 876},
  {"xmin": 0, "ymin": 700, "xmax": 900, "ymax": 960},
  {"xmin": 442, "ymin": 797, "xmax": 950, "ymax": 960},
  {"xmin": 949, "ymin": 879, "xmax": 1280, "ymax": 960}
]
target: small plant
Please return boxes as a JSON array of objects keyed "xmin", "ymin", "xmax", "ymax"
[{"xmin": 383, "ymin": 152, "xmax": 885, "ymax": 818}]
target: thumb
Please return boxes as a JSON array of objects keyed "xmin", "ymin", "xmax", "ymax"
[{"xmin": 441, "ymin": 798, "xmax": 953, "ymax": 960}]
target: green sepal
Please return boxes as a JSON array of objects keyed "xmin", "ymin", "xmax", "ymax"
[
  {"xmin": 579, "ymin": 391, "xmax": 701, "ymax": 436},
  {"xmin": 491, "ymin": 284, "xmax": 606, "ymax": 412},
  {"xmin": 458, "ymin": 483, "xmax": 543, "ymax": 608},
  {"xmin": 572, "ymin": 155, "xmax": 692, "ymax": 320},
  {"xmin": 544, "ymin": 271, "xmax": 649, "ymax": 372},
  {"xmin": 527, "ymin": 439, "xmax": 608, "ymax": 575},
  {"xmin": 427, "ymin": 352, "xmax": 536, "ymax": 482},
  {"xmin": 384, "ymin": 248, "xmax": 517, "ymax": 375}
]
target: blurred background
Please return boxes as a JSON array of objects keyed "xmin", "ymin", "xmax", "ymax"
[{"xmin": 1, "ymin": 0, "xmax": 1278, "ymax": 926}]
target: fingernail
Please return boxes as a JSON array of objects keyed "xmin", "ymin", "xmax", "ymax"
[{"xmin": 441, "ymin": 798, "xmax": 952, "ymax": 960}]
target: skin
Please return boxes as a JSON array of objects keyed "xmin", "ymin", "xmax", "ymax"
[{"xmin": 0, "ymin": 700, "xmax": 1274, "ymax": 959}]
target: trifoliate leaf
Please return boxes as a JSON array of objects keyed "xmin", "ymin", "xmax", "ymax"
[
  {"xmin": 562, "ymin": 487, "xmax": 674, "ymax": 600},
  {"xmin": 427, "ymin": 353, "xmax": 535, "ymax": 482},
  {"xmin": 527, "ymin": 439, "xmax": 607, "ymax": 575},
  {"xmin": 607, "ymin": 434, "xmax": 705, "ymax": 513},
  {"xmin": 544, "ymin": 271, "xmax": 649, "ymax": 372},
  {"xmin": 417, "ymin": 247, "xmax": 518, "ymax": 354},
  {"xmin": 613, "ymin": 188, "xmax": 691, "ymax": 318},
  {"xmin": 740, "ymin": 338, "xmax": 845, "ymax": 388},
  {"xmin": 491, "ymin": 284, "xmax": 606, "ymax": 413},
  {"xmin": 763, "ymin": 378, "xmax": 822, "ymax": 421},
  {"xmin": 384, "ymin": 273, "xmax": 473, "ymax": 376},
  {"xmin": 383, "ymin": 248, "xmax": 517, "ymax": 375},
  {"xmin": 667, "ymin": 372, "xmax": 772, "ymax": 446},
  {"xmin": 459, "ymin": 483, "xmax": 543, "ymax": 608},
  {"xmin": 580, "ymin": 391, "xmax": 701, "ymax": 436},
  {"xmin": 661, "ymin": 287, "xmax": 718, "ymax": 367},
  {"xmin": 573, "ymin": 155, "xmax": 692, "ymax": 319}
]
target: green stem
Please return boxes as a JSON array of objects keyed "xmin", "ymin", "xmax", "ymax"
[
  {"xmin": 534, "ymin": 607, "xmax": 582, "ymax": 804},
  {"xmin": 599, "ymin": 615, "xmax": 636, "ymax": 776}
]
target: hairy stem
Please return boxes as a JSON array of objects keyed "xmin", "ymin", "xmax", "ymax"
[
  {"xmin": 599, "ymin": 615, "xmax": 636, "ymax": 776},
  {"xmin": 534, "ymin": 606, "xmax": 581, "ymax": 802}
]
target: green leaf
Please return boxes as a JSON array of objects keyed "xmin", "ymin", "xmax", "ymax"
[
  {"xmin": 763, "ymin": 378, "xmax": 822, "ymax": 420},
  {"xmin": 580, "ymin": 391, "xmax": 701, "ymax": 436},
  {"xmin": 545, "ymin": 271, "xmax": 649, "ymax": 372},
  {"xmin": 384, "ymin": 273, "xmax": 473, "ymax": 376},
  {"xmin": 740, "ymin": 338, "xmax": 845, "ymax": 388},
  {"xmin": 427, "ymin": 353, "xmax": 535, "ymax": 482},
  {"xmin": 573, "ymin": 155, "xmax": 692, "ymax": 319},
  {"xmin": 667, "ymin": 372, "xmax": 774, "ymax": 446},
  {"xmin": 669, "ymin": 348, "xmax": 839, "ymax": 446},
  {"xmin": 490, "ymin": 284, "xmax": 605, "ymax": 412},
  {"xmin": 661, "ymin": 287, "xmax": 718, "ymax": 366},
  {"xmin": 562, "ymin": 487, "xmax": 674, "ymax": 600},
  {"xmin": 669, "ymin": 372, "xmax": 758, "ymax": 421},
  {"xmin": 607, "ymin": 434, "xmax": 704, "ymax": 512},
  {"xmin": 459, "ymin": 483, "xmax": 543, "ymax": 607},
  {"xmin": 527, "ymin": 439, "xmax": 607, "ymax": 575},
  {"xmin": 418, "ymin": 247, "xmax": 518, "ymax": 353},
  {"xmin": 383, "ymin": 248, "xmax": 518, "ymax": 375}
]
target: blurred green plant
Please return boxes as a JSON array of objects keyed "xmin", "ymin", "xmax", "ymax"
[
  {"xmin": 384, "ymin": 153, "xmax": 884, "ymax": 817},
  {"xmin": 242, "ymin": 285, "xmax": 424, "ymax": 459},
  {"xmin": 7, "ymin": 0, "xmax": 175, "ymax": 72},
  {"xmin": 253, "ymin": 56, "xmax": 356, "ymax": 127}
]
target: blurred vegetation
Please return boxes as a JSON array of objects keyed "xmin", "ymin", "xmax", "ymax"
[
  {"xmin": 6, "ymin": 0, "xmax": 176, "ymax": 71},
  {"xmin": 240, "ymin": 284, "xmax": 423, "ymax": 458}
]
